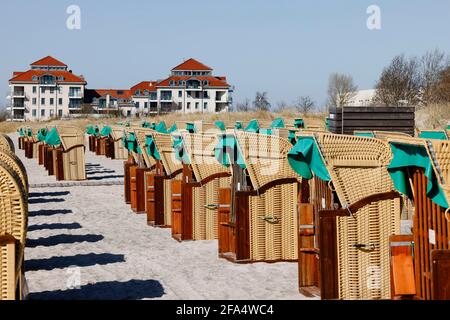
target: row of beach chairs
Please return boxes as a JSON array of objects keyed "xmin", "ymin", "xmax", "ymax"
[{"xmin": 85, "ymin": 118, "xmax": 450, "ymax": 300}]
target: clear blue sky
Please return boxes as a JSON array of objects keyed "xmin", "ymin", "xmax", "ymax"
[{"xmin": 1, "ymin": 0, "xmax": 449, "ymax": 108}]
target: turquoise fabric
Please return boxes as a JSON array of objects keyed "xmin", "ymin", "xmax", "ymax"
[
  {"xmin": 186, "ymin": 123, "xmax": 196, "ymax": 133},
  {"xmin": 94, "ymin": 125, "xmax": 100, "ymax": 135},
  {"xmin": 355, "ymin": 132, "xmax": 375, "ymax": 138},
  {"xmin": 145, "ymin": 135, "xmax": 160, "ymax": 160},
  {"xmin": 100, "ymin": 125, "xmax": 112, "ymax": 137},
  {"xmin": 19, "ymin": 128, "xmax": 25, "ymax": 137},
  {"xmin": 45, "ymin": 127, "xmax": 61, "ymax": 146},
  {"xmin": 288, "ymin": 130, "xmax": 297, "ymax": 145},
  {"xmin": 126, "ymin": 132, "xmax": 141, "ymax": 154},
  {"xmin": 271, "ymin": 118, "xmax": 285, "ymax": 129},
  {"xmin": 214, "ymin": 134, "xmax": 246, "ymax": 169},
  {"xmin": 215, "ymin": 121, "xmax": 226, "ymax": 131},
  {"xmin": 86, "ymin": 125, "xmax": 95, "ymax": 135},
  {"xmin": 27, "ymin": 128, "xmax": 33, "ymax": 137},
  {"xmin": 288, "ymin": 136, "xmax": 331, "ymax": 181},
  {"xmin": 141, "ymin": 121, "xmax": 152, "ymax": 128},
  {"xmin": 259, "ymin": 129, "xmax": 272, "ymax": 135},
  {"xmin": 155, "ymin": 122, "xmax": 168, "ymax": 134},
  {"xmin": 447, "ymin": 125, "xmax": 450, "ymax": 130},
  {"xmin": 37, "ymin": 128, "xmax": 48, "ymax": 142},
  {"xmin": 419, "ymin": 131, "xmax": 448, "ymax": 140},
  {"xmin": 294, "ymin": 119, "xmax": 305, "ymax": 129},
  {"xmin": 245, "ymin": 119, "xmax": 260, "ymax": 133},
  {"xmin": 235, "ymin": 122, "xmax": 243, "ymax": 130},
  {"xmin": 173, "ymin": 136, "xmax": 190, "ymax": 164},
  {"xmin": 326, "ymin": 118, "xmax": 330, "ymax": 130},
  {"xmin": 168, "ymin": 124, "xmax": 178, "ymax": 134},
  {"xmin": 388, "ymin": 142, "xmax": 449, "ymax": 209}
]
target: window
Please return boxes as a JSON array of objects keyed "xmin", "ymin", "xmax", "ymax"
[
  {"xmin": 33, "ymin": 86, "xmax": 37, "ymax": 94},
  {"xmin": 135, "ymin": 102, "xmax": 140, "ymax": 108},
  {"xmin": 59, "ymin": 98, "xmax": 63, "ymax": 105},
  {"xmin": 144, "ymin": 90, "xmax": 149, "ymax": 96},
  {"xmin": 135, "ymin": 90, "xmax": 141, "ymax": 95},
  {"xmin": 204, "ymin": 91, "xmax": 209, "ymax": 98},
  {"xmin": 41, "ymin": 87, "xmax": 45, "ymax": 93},
  {"xmin": 203, "ymin": 80, "xmax": 209, "ymax": 86},
  {"xmin": 69, "ymin": 87, "xmax": 81, "ymax": 97},
  {"xmin": 50, "ymin": 109, "xmax": 54, "ymax": 116},
  {"xmin": 50, "ymin": 87, "xmax": 55, "ymax": 94},
  {"xmin": 32, "ymin": 109, "xmax": 36, "ymax": 117},
  {"xmin": 144, "ymin": 102, "xmax": 148, "ymax": 109},
  {"xmin": 204, "ymin": 102, "xmax": 208, "ymax": 109},
  {"xmin": 32, "ymin": 76, "xmax": 38, "ymax": 81},
  {"xmin": 41, "ymin": 98, "xmax": 45, "ymax": 105},
  {"xmin": 58, "ymin": 76, "xmax": 64, "ymax": 81},
  {"xmin": 195, "ymin": 102, "xmax": 199, "ymax": 109},
  {"xmin": 32, "ymin": 98, "xmax": 37, "ymax": 105},
  {"xmin": 178, "ymin": 91, "xmax": 182, "ymax": 98},
  {"xmin": 187, "ymin": 102, "xmax": 191, "ymax": 109},
  {"xmin": 50, "ymin": 98, "xmax": 54, "ymax": 105},
  {"xmin": 41, "ymin": 109, "xmax": 45, "ymax": 117},
  {"xmin": 58, "ymin": 110, "xmax": 63, "ymax": 117},
  {"xmin": 58, "ymin": 86, "xmax": 62, "ymax": 94},
  {"xmin": 127, "ymin": 110, "xmax": 131, "ymax": 117},
  {"xmin": 169, "ymin": 80, "xmax": 175, "ymax": 86}
]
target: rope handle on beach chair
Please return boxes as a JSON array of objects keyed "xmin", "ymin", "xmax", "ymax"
[
  {"xmin": 445, "ymin": 208, "xmax": 450, "ymax": 223},
  {"xmin": 328, "ymin": 180, "xmax": 336, "ymax": 192},
  {"xmin": 259, "ymin": 216, "xmax": 280, "ymax": 224},
  {"xmin": 204, "ymin": 204, "xmax": 219, "ymax": 210}
]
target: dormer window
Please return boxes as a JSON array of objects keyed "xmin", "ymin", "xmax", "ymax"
[
  {"xmin": 144, "ymin": 90, "xmax": 149, "ymax": 95},
  {"xmin": 169, "ymin": 80, "xmax": 176, "ymax": 86},
  {"xmin": 203, "ymin": 80, "xmax": 209, "ymax": 86},
  {"xmin": 58, "ymin": 76, "xmax": 64, "ymax": 81},
  {"xmin": 135, "ymin": 90, "xmax": 141, "ymax": 95},
  {"xmin": 32, "ymin": 76, "xmax": 38, "ymax": 81}
]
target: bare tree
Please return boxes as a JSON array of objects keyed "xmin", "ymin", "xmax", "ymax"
[
  {"xmin": 236, "ymin": 98, "xmax": 251, "ymax": 112},
  {"xmin": 420, "ymin": 49, "xmax": 449, "ymax": 106},
  {"xmin": 374, "ymin": 54, "xmax": 421, "ymax": 106},
  {"xmin": 326, "ymin": 73, "xmax": 358, "ymax": 108},
  {"xmin": 295, "ymin": 96, "xmax": 315, "ymax": 114},
  {"xmin": 275, "ymin": 100, "xmax": 289, "ymax": 111},
  {"xmin": 253, "ymin": 91, "xmax": 271, "ymax": 111},
  {"xmin": 437, "ymin": 66, "xmax": 450, "ymax": 102}
]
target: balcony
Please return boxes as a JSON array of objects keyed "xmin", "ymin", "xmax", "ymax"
[
  {"xmin": 13, "ymin": 102, "xmax": 25, "ymax": 109},
  {"xmin": 12, "ymin": 90, "xmax": 25, "ymax": 97},
  {"xmin": 69, "ymin": 93, "xmax": 83, "ymax": 98},
  {"xmin": 160, "ymin": 95, "xmax": 173, "ymax": 101},
  {"xmin": 12, "ymin": 113, "xmax": 25, "ymax": 121}
]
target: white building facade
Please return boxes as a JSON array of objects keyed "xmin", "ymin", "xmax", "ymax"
[{"xmin": 8, "ymin": 56, "xmax": 86, "ymax": 121}]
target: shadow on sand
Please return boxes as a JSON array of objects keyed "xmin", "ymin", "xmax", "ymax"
[
  {"xmin": 26, "ymin": 253, "xmax": 125, "ymax": 271},
  {"xmin": 27, "ymin": 280, "xmax": 165, "ymax": 300},
  {"xmin": 26, "ymin": 234, "xmax": 104, "ymax": 248},
  {"xmin": 28, "ymin": 209, "xmax": 73, "ymax": 217},
  {"xmin": 28, "ymin": 191, "xmax": 71, "ymax": 198},
  {"xmin": 28, "ymin": 223, "xmax": 82, "ymax": 232}
]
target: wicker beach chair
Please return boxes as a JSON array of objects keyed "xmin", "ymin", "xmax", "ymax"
[
  {"xmin": 0, "ymin": 149, "xmax": 28, "ymax": 194},
  {"xmin": 0, "ymin": 160, "xmax": 28, "ymax": 300},
  {"xmin": 110, "ymin": 126, "xmax": 129, "ymax": 160},
  {"xmin": 178, "ymin": 132, "xmax": 232, "ymax": 241},
  {"xmin": 309, "ymin": 133, "xmax": 401, "ymax": 300},
  {"xmin": 217, "ymin": 130, "xmax": 299, "ymax": 263},
  {"xmin": 149, "ymin": 131, "xmax": 184, "ymax": 227},
  {"xmin": 0, "ymin": 134, "xmax": 15, "ymax": 153},
  {"xmin": 56, "ymin": 126, "xmax": 86, "ymax": 181}
]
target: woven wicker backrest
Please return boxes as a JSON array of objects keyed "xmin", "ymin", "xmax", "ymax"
[
  {"xmin": 0, "ymin": 150, "xmax": 28, "ymax": 193},
  {"xmin": 110, "ymin": 126, "xmax": 125, "ymax": 141},
  {"xmin": 426, "ymin": 140, "xmax": 450, "ymax": 206},
  {"xmin": 313, "ymin": 133, "xmax": 400, "ymax": 300},
  {"xmin": 133, "ymin": 128, "xmax": 157, "ymax": 168},
  {"xmin": 57, "ymin": 126, "xmax": 85, "ymax": 151},
  {"xmin": 0, "ymin": 160, "xmax": 28, "ymax": 290},
  {"xmin": 181, "ymin": 133, "xmax": 231, "ymax": 181},
  {"xmin": 151, "ymin": 132, "xmax": 183, "ymax": 175},
  {"xmin": 0, "ymin": 134, "xmax": 15, "ymax": 153},
  {"xmin": 234, "ymin": 131, "xmax": 298, "ymax": 190},
  {"xmin": 373, "ymin": 131, "xmax": 412, "ymax": 139}
]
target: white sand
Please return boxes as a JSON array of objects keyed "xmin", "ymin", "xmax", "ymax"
[{"xmin": 10, "ymin": 133, "xmax": 312, "ymax": 300}]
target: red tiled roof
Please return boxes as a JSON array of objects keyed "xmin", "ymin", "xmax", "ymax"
[
  {"xmin": 157, "ymin": 76, "xmax": 230, "ymax": 88},
  {"xmin": 31, "ymin": 56, "xmax": 67, "ymax": 67},
  {"xmin": 172, "ymin": 58, "xmax": 212, "ymax": 71},
  {"xmin": 13, "ymin": 72, "xmax": 24, "ymax": 77},
  {"xmin": 93, "ymin": 89, "xmax": 132, "ymax": 99},
  {"xmin": 130, "ymin": 81, "xmax": 158, "ymax": 95},
  {"xmin": 9, "ymin": 70, "xmax": 86, "ymax": 84}
]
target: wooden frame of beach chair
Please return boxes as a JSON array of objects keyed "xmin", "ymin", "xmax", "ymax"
[
  {"xmin": 129, "ymin": 128, "xmax": 157, "ymax": 215},
  {"xmin": 0, "ymin": 134, "xmax": 15, "ymax": 154},
  {"xmin": 172, "ymin": 132, "xmax": 232, "ymax": 242},
  {"xmin": 150, "ymin": 131, "xmax": 184, "ymax": 228},
  {"xmin": 56, "ymin": 126, "xmax": 86, "ymax": 181},
  {"xmin": 297, "ymin": 176, "xmax": 337, "ymax": 298},
  {"xmin": 0, "ymin": 160, "xmax": 28, "ymax": 300},
  {"xmin": 109, "ymin": 126, "xmax": 128, "ymax": 160},
  {"xmin": 217, "ymin": 130, "xmax": 299, "ymax": 263},
  {"xmin": 309, "ymin": 133, "xmax": 401, "ymax": 300}
]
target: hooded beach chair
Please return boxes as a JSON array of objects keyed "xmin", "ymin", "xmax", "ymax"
[
  {"xmin": 0, "ymin": 160, "xmax": 28, "ymax": 300},
  {"xmin": 0, "ymin": 134, "xmax": 15, "ymax": 154},
  {"xmin": 289, "ymin": 133, "xmax": 402, "ymax": 300},
  {"xmin": 215, "ymin": 130, "xmax": 299, "ymax": 263}
]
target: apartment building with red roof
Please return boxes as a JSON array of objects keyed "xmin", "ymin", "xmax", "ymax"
[{"xmin": 8, "ymin": 56, "xmax": 86, "ymax": 121}]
